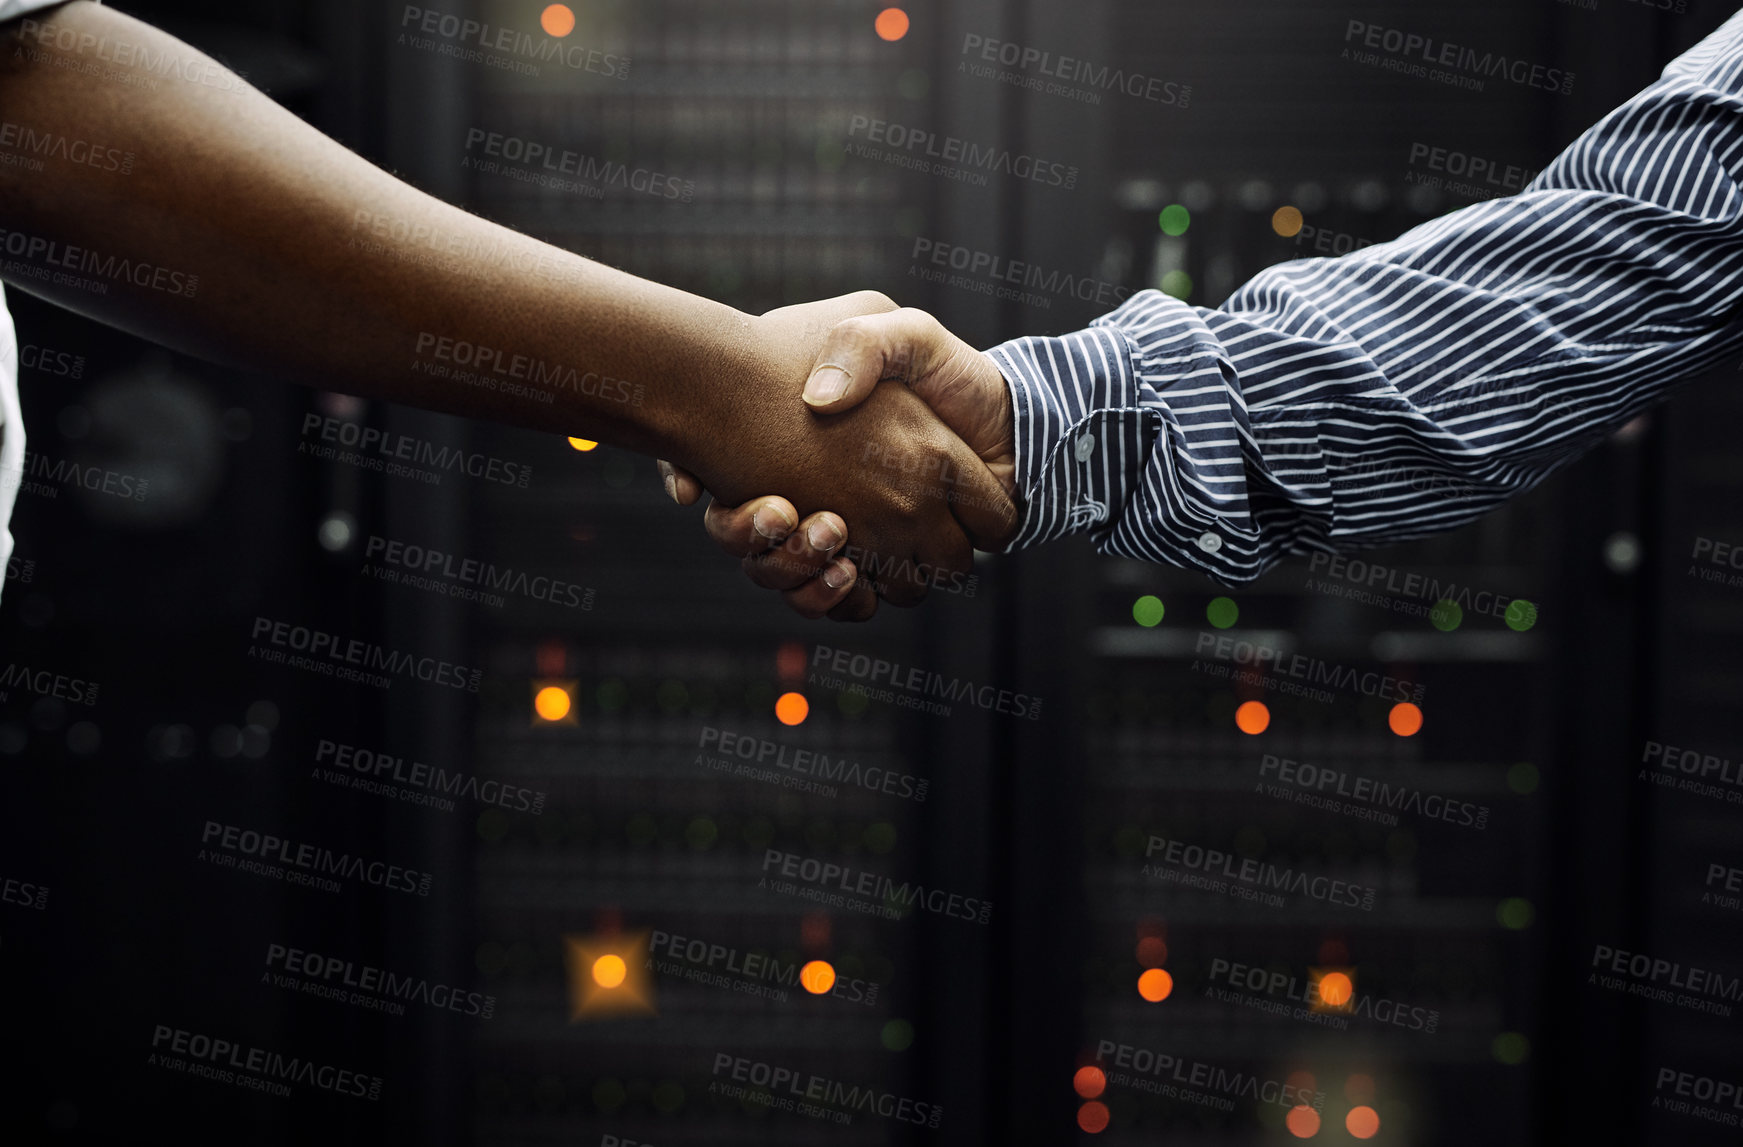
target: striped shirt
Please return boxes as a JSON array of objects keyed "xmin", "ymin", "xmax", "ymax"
[{"xmin": 986, "ymin": 10, "xmax": 1743, "ymax": 584}]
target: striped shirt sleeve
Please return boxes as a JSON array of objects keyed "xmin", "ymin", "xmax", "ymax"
[{"xmin": 984, "ymin": 9, "xmax": 1743, "ymax": 584}]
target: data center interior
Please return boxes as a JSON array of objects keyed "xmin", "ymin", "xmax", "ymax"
[{"xmin": 3, "ymin": 0, "xmax": 1742, "ymax": 1144}]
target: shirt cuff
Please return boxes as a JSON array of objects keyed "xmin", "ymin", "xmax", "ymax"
[
  {"xmin": 982, "ymin": 291, "xmax": 1266, "ymax": 581},
  {"xmin": 984, "ymin": 325, "xmax": 1143, "ymax": 551}
]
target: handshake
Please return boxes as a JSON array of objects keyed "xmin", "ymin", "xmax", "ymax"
[
  {"xmin": 0, "ymin": 1, "xmax": 1020, "ymax": 624},
  {"xmin": 651, "ymin": 292, "xmax": 1018, "ymax": 623}
]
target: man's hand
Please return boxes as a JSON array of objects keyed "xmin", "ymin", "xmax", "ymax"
[
  {"xmin": 668, "ymin": 299, "xmax": 1017, "ymax": 621},
  {"xmin": 658, "ymin": 307, "xmax": 1017, "ymax": 620}
]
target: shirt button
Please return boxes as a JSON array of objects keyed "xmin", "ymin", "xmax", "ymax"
[
  {"xmin": 1073, "ymin": 432, "xmax": 1096, "ymax": 462},
  {"xmin": 1196, "ymin": 531, "xmax": 1222, "ymax": 554}
]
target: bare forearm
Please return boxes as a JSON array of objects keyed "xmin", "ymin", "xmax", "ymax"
[{"xmin": 0, "ymin": 2, "xmax": 746, "ymax": 465}]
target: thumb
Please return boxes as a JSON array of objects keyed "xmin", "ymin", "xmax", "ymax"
[{"xmin": 802, "ymin": 308, "xmax": 959, "ymax": 412}]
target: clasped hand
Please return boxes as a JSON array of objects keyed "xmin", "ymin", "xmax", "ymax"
[{"xmin": 658, "ymin": 292, "xmax": 1016, "ymax": 622}]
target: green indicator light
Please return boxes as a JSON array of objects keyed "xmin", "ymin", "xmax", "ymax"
[
  {"xmin": 1206, "ymin": 596, "xmax": 1239, "ymax": 629},
  {"xmin": 477, "ymin": 808, "xmax": 510, "ymax": 842},
  {"xmin": 685, "ymin": 817, "xmax": 718, "ymax": 850},
  {"xmin": 1505, "ymin": 599, "xmax": 1538, "ymax": 631},
  {"xmin": 657, "ymin": 678, "xmax": 689, "ymax": 712},
  {"xmin": 1496, "ymin": 897, "xmax": 1534, "ymax": 930},
  {"xmin": 864, "ymin": 821, "xmax": 898, "ymax": 853},
  {"xmin": 881, "ymin": 1018, "xmax": 915, "ymax": 1051},
  {"xmin": 1160, "ymin": 269, "xmax": 1193, "ymax": 299},
  {"xmin": 1507, "ymin": 762, "xmax": 1539, "ymax": 794},
  {"xmin": 1158, "ymin": 204, "xmax": 1191, "ymax": 235},
  {"xmin": 1430, "ymin": 599, "xmax": 1463, "ymax": 631},
  {"xmin": 593, "ymin": 1078, "xmax": 628, "ymax": 1112},
  {"xmin": 1132, "ymin": 595, "xmax": 1165, "ymax": 627},
  {"xmin": 1492, "ymin": 1032, "xmax": 1531, "ymax": 1065},
  {"xmin": 1113, "ymin": 825, "xmax": 1146, "ymax": 858},
  {"xmin": 596, "ymin": 678, "xmax": 629, "ymax": 712}
]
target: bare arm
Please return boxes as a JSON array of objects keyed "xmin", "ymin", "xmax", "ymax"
[
  {"xmin": 0, "ymin": 3, "xmax": 1017, "ymax": 613},
  {"xmin": 0, "ymin": 3, "xmax": 789, "ymax": 467}
]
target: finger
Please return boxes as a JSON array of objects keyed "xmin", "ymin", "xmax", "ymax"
[
  {"xmin": 743, "ymin": 511, "xmax": 847, "ymax": 592},
  {"xmin": 657, "ymin": 459, "xmax": 705, "ymax": 505},
  {"xmin": 802, "ymin": 307, "xmax": 957, "ymax": 412},
  {"xmin": 908, "ymin": 510, "xmax": 976, "ymax": 608},
  {"xmin": 702, "ymin": 495, "xmax": 797, "ymax": 559},
  {"xmin": 781, "ymin": 556, "xmax": 858, "ymax": 619},
  {"xmin": 762, "ymin": 290, "xmax": 898, "ymax": 338},
  {"xmin": 937, "ymin": 431, "xmax": 1020, "ymax": 549},
  {"xmin": 858, "ymin": 533, "xmax": 931, "ymax": 608},
  {"xmin": 826, "ymin": 575, "xmax": 880, "ymax": 622}
]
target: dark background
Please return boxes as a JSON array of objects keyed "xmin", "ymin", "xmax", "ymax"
[{"xmin": 2, "ymin": 0, "xmax": 1741, "ymax": 1144}]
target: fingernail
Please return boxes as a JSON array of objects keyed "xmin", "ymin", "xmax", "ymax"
[
  {"xmin": 753, "ymin": 502, "xmax": 795, "ymax": 539},
  {"xmin": 804, "ymin": 366, "xmax": 850, "ymax": 405},
  {"xmin": 823, "ymin": 559, "xmax": 854, "ymax": 589},
  {"xmin": 806, "ymin": 518, "xmax": 843, "ymax": 551},
  {"xmin": 663, "ymin": 473, "xmax": 678, "ymax": 503}
]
